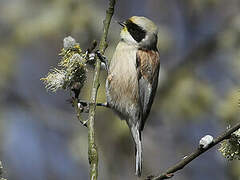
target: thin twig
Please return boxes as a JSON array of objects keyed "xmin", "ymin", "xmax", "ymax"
[
  {"xmin": 0, "ymin": 161, "xmax": 6, "ymax": 180},
  {"xmin": 0, "ymin": 161, "xmax": 2, "ymax": 177},
  {"xmin": 87, "ymin": 1, "xmax": 116, "ymax": 180},
  {"xmin": 147, "ymin": 122, "xmax": 240, "ymax": 180}
]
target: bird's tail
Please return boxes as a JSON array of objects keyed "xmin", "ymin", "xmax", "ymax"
[{"xmin": 131, "ymin": 126, "xmax": 142, "ymax": 177}]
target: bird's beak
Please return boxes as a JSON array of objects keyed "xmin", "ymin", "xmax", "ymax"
[{"xmin": 118, "ymin": 21, "xmax": 126, "ymax": 27}]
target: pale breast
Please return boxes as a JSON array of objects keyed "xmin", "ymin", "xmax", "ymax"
[{"xmin": 106, "ymin": 41, "xmax": 139, "ymax": 118}]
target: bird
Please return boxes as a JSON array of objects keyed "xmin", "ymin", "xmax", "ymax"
[{"xmin": 106, "ymin": 16, "xmax": 160, "ymax": 176}]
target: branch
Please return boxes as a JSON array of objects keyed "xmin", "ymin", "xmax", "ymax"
[
  {"xmin": 0, "ymin": 161, "xmax": 2, "ymax": 177},
  {"xmin": 0, "ymin": 161, "xmax": 6, "ymax": 180},
  {"xmin": 87, "ymin": 0, "xmax": 116, "ymax": 180},
  {"xmin": 146, "ymin": 122, "xmax": 240, "ymax": 180}
]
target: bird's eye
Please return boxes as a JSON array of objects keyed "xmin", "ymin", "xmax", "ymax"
[{"xmin": 125, "ymin": 20, "xmax": 146, "ymax": 42}]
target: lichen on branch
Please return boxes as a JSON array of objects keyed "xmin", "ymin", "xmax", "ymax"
[
  {"xmin": 41, "ymin": 36, "xmax": 87, "ymax": 95},
  {"xmin": 219, "ymin": 128, "xmax": 240, "ymax": 160},
  {"xmin": 41, "ymin": 1, "xmax": 116, "ymax": 179}
]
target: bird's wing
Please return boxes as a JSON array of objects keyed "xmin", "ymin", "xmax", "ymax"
[{"xmin": 136, "ymin": 49, "xmax": 160, "ymax": 131}]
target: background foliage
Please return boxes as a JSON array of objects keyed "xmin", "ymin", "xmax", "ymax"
[{"xmin": 0, "ymin": 0, "xmax": 239, "ymax": 179}]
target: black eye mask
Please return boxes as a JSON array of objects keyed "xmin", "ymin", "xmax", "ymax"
[{"xmin": 125, "ymin": 20, "xmax": 146, "ymax": 43}]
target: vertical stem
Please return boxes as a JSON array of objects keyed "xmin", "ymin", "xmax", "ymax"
[
  {"xmin": 87, "ymin": 0, "xmax": 116, "ymax": 180},
  {"xmin": 0, "ymin": 161, "xmax": 2, "ymax": 177}
]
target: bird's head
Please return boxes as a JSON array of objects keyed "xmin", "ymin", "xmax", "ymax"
[{"xmin": 119, "ymin": 16, "xmax": 158, "ymax": 50}]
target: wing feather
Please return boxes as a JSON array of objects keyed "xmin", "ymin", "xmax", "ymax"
[{"xmin": 137, "ymin": 49, "xmax": 160, "ymax": 130}]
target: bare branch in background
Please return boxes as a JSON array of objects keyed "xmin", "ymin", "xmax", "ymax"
[{"xmin": 146, "ymin": 122, "xmax": 240, "ymax": 180}]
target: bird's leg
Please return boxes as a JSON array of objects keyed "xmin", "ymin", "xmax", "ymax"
[
  {"xmin": 67, "ymin": 98, "xmax": 89, "ymax": 126},
  {"xmin": 96, "ymin": 102, "xmax": 109, "ymax": 108},
  {"xmin": 75, "ymin": 100, "xmax": 109, "ymax": 113},
  {"xmin": 77, "ymin": 100, "xmax": 90, "ymax": 113},
  {"xmin": 85, "ymin": 40, "xmax": 98, "ymax": 65},
  {"xmin": 95, "ymin": 50, "xmax": 109, "ymax": 72},
  {"xmin": 76, "ymin": 101, "xmax": 108, "ymax": 127}
]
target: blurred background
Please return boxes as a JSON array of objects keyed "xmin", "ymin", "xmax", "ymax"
[{"xmin": 0, "ymin": 0, "xmax": 240, "ymax": 179}]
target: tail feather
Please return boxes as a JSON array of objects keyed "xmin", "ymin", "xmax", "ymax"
[{"xmin": 131, "ymin": 127, "xmax": 142, "ymax": 177}]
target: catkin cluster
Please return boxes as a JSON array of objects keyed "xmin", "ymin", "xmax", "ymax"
[
  {"xmin": 219, "ymin": 128, "xmax": 240, "ymax": 160},
  {"xmin": 41, "ymin": 36, "xmax": 87, "ymax": 93}
]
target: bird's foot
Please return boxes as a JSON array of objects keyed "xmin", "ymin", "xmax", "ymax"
[
  {"xmin": 95, "ymin": 50, "xmax": 109, "ymax": 72},
  {"xmin": 96, "ymin": 102, "xmax": 109, "ymax": 108}
]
